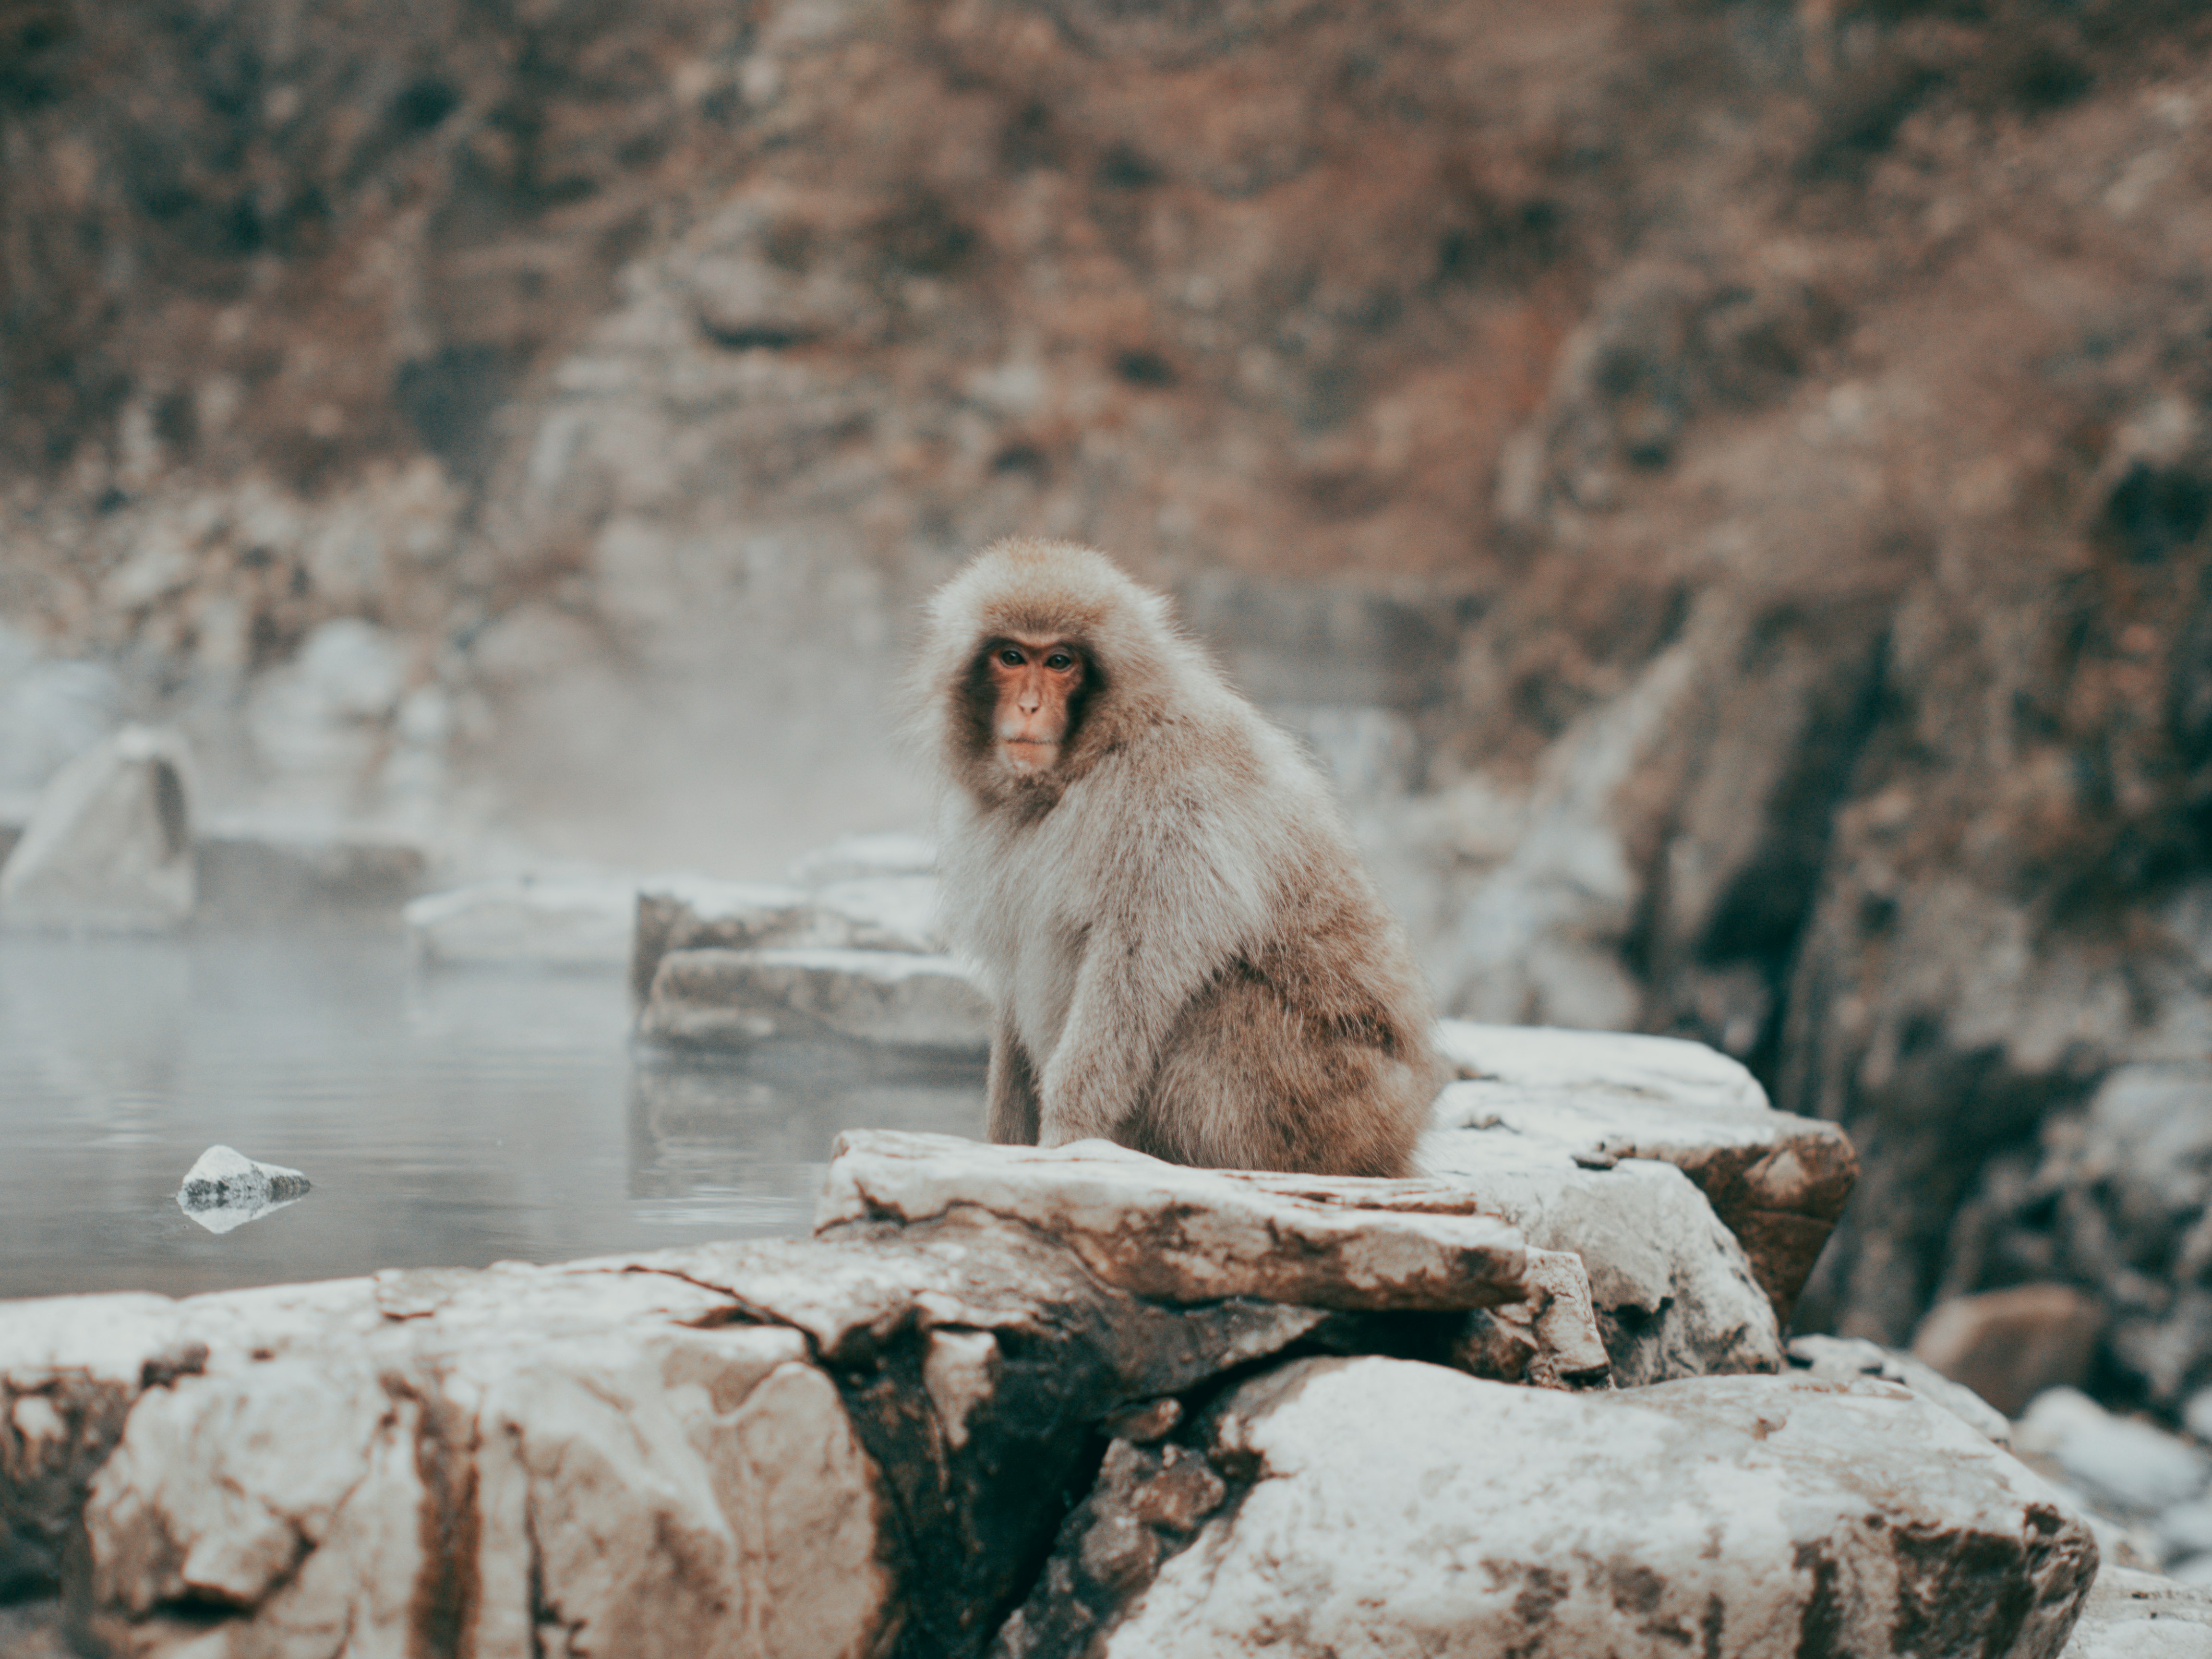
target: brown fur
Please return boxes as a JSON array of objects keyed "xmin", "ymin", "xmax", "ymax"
[{"xmin": 918, "ymin": 537, "xmax": 1441, "ymax": 1178}]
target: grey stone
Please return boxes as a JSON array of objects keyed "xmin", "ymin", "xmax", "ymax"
[
  {"xmin": 195, "ymin": 819, "xmax": 427, "ymax": 917},
  {"xmin": 1047, "ymin": 1359, "xmax": 2097, "ymax": 1659},
  {"xmin": 1787, "ymin": 1332, "xmax": 2012, "ymax": 1445},
  {"xmin": 0, "ymin": 725, "xmax": 194, "ymax": 933},
  {"xmin": 1433, "ymin": 1020, "xmax": 1857, "ymax": 1320},
  {"xmin": 639, "ymin": 946, "xmax": 988, "ymax": 1054},
  {"xmin": 2018, "ymin": 1388, "xmax": 2212, "ymax": 1516},
  {"xmin": 1421, "ymin": 1096, "xmax": 1784, "ymax": 1385}
]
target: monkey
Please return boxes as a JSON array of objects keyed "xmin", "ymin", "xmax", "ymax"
[{"xmin": 915, "ymin": 535, "xmax": 1442, "ymax": 1178}]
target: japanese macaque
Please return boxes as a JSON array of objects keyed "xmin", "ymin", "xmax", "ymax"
[{"xmin": 917, "ymin": 536, "xmax": 1441, "ymax": 1178}]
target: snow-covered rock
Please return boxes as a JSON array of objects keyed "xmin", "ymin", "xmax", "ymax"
[
  {"xmin": 1421, "ymin": 1103, "xmax": 1784, "ymax": 1385},
  {"xmin": 817, "ymin": 1130, "xmax": 1529, "ymax": 1312},
  {"xmin": 1786, "ymin": 1332, "xmax": 2012, "ymax": 1446},
  {"xmin": 0, "ymin": 1219, "xmax": 1340, "ymax": 1659},
  {"xmin": 1041, "ymin": 1359, "xmax": 2097, "ymax": 1659},
  {"xmin": 0, "ymin": 725, "xmax": 195, "ymax": 932},
  {"xmin": 639, "ymin": 946, "xmax": 988, "ymax": 1053},
  {"xmin": 1432, "ymin": 1019, "xmax": 1856, "ymax": 1319}
]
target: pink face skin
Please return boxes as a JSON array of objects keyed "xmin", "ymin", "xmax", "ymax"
[{"xmin": 986, "ymin": 635, "xmax": 1085, "ymax": 774}]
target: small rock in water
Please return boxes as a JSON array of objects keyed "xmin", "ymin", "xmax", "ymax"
[{"xmin": 177, "ymin": 1144, "xmax": 311, "ymax": 1235}]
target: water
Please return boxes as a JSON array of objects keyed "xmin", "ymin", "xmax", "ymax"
[{"xmin": 0, "ymin": 924, "xmax": 986, "ymax": 1302}]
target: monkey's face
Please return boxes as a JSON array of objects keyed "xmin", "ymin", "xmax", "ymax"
[{"xmin": 983, "ymin": 635, "xmax": 1086, "ymax": 776}]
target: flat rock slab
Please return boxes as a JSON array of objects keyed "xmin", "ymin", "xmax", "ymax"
[
  {"xmin": 404, "ymin": 875, "xmax": 640, "ymax": 969},
  {"xmin": 631, "ymin": 875, "xmax": 945, "ymax": 1003},
  {"xmin": 818, "ymin": 1131, "xmax": 1529, "ymax": 1312},
  {"xmin": 640, "ymin": 946, "xmax": 988, "ymax": 1054},
  {"xmin": 0, "ymin": 1224, "xmax": 1334, "ymax": 1659},
  {"xmin": 1433, "ymin": 1020, "xmax": 1857, "ymax": 1319},
  {"xmin": 1070, "ymin": 1359, "xmax": 2097, "ymax": 1659},
  {"xmin": 1419, "ymin": 1114, "xmax": 1783, "ymax": 1385},
  {"xmin": 195, "ymin": 821, "xmax": 426, "ymax": 917}
]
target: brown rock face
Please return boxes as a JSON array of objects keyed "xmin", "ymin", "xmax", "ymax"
[{"xmin": 1912, "ymin": 1283, "xmax": 2106, "ymax": 1419}]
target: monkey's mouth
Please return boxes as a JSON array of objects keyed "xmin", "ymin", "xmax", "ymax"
[{"xmin": 1000, "ymin": 738, "xmax": 1060, "ymax": 771}]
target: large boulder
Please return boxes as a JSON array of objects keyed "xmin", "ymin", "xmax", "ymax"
[
  {"xmin": 1012, "ymin": 1358, "xmax": 2098, "ymax": 1659},
  {"xmin": 2060, "ymin": 1567, "xmax": 2212, "ymax": 1659},
  {"xmin": 0, "ymin": 1219, "xmax": 1338, "ymax": 1659},
  {"xmin": 1433, "ymin": 1019, "xmax": 1856, "ymax": 1320},
  {"xmin": 0, "ymin": 726, "xmax": 195, "ymax": 933}
]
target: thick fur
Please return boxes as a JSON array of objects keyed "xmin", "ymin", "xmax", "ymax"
[{"xmin": 916, "ymin": 536, "xmax": 1441, "ymax": 1178}]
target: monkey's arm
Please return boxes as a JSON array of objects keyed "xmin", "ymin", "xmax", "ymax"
[
  {"xmin": 1038, "ymin": 815, "xmax": 1255, "ymax": 1148},
  {"xmin": 986, "ymin": 1016, "xmax": 1042, "ymax": 1145}
]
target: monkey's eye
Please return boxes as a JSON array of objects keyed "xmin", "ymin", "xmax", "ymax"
[
  {"xmin": 998, "ymin": 647, "xmax": 1025, "ymax": 667},
  {"xmin": 1045, "ymin": 652, "xmax": 1074, "ymax": 672}
]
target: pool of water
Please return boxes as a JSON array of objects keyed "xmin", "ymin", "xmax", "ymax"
[{"xmin": 0, "ymin": 924, "xmax": 986, "ymax": 1302}]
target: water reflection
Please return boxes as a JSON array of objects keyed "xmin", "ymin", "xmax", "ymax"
[
  {"xmin": 629, "ymin": 1045, "xmax": 991, "ymax": 1228},
  {"xmin": 0, "ymin": 923, "xmax": 985, "ymax": 1301}
]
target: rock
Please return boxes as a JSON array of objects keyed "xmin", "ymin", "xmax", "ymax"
[
  {"xmin": 2017, "ymin": 1388, "xmax": 2212, "ymax": 1517},
  {"xmin": 816, "ymin": 1130, "xmax": 1529, "ymax": 1312},
  {"xmin": 630, "ymin": 874, "xmax": 944, "ymax": 1004},
  {"xmin": 1029, "ymin": 1359, "xmax": 2097, "ymax": 1659},
  {"xmin": 2059, "ymin": 1566, "xmax": 2212, "ymax": 1659},
  {"xmin": 405, "ymin": 875, "xmax": 640, "ymax": 969},
  {"xmin": 639, "ymin": 946, "xmax": 988, "ymax": 1054},
  {"xmin": 1433, "ymin": 1019, "xmax": 1857, "ymax": 1320},
  {"xmin": 195, "ymin": 818, "xmax": 427, "ymax": 917},
  {"xmin": 1421, "ymin": 1094, "xmax": 1784, "ymax": 1384},
  {"xmin": 175, "ymin": 1145, "xmax": 312, "ymax": 1236},
  {"xmin": 1912, "ymin": 1284, "xmax": 2107, "ymax": 1418},
  {"xmin": 2159, "ymin": 1500, "xmax": 2212, "ymax": 1563},
  {"xmin": 786, "ymin": 832, "xmax": 936, "ymax": 887},
  {"xmin": 1451, "ymin": 1246, "xmax": 1613, "ymax": 1390},
  {"xmin": 1786, "ymin": 1333, "xmax": 2012, "ymax": 1445},
  {"xmin": 0, "ymin": 1219, "xmax": 1344, "ymax": 1659},
  {"xmin": 632, "ymin": 876, "xmax": 814, "ymax": 999},
  {"xmin": 2186, "ymin": 1388, "xmax": 2212, "ymax": 1445},
  {"xmin": 0, "ymin": 725, "xmax": 194, "ymax": 933}
]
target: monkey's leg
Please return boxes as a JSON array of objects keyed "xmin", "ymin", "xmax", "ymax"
[
  {"xmin": 1137, "ymin": 974, "xmax": 1419, "ymax": 1177},
  {"xmin": 986, "ymin": 1020, "xmax": 1042, "ymax": 1145}
]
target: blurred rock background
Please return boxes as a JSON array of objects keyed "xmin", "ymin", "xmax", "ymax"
[{"xmin": 3, "ymin": 0, "xmax": 2212, "ymax": 1407}]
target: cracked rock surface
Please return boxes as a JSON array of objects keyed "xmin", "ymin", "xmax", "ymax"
[
  {"xmin": 1433, "ymin": 1019, "xmax": 1857, "ymax": 1320},
  {"xmin": 0, "ymin": 1210, "xmax": 1337, "ymax": 1659},
  {"xmin": 1069, "ymin": 1358, "xmax": 2099, "ymax": 1659}
]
